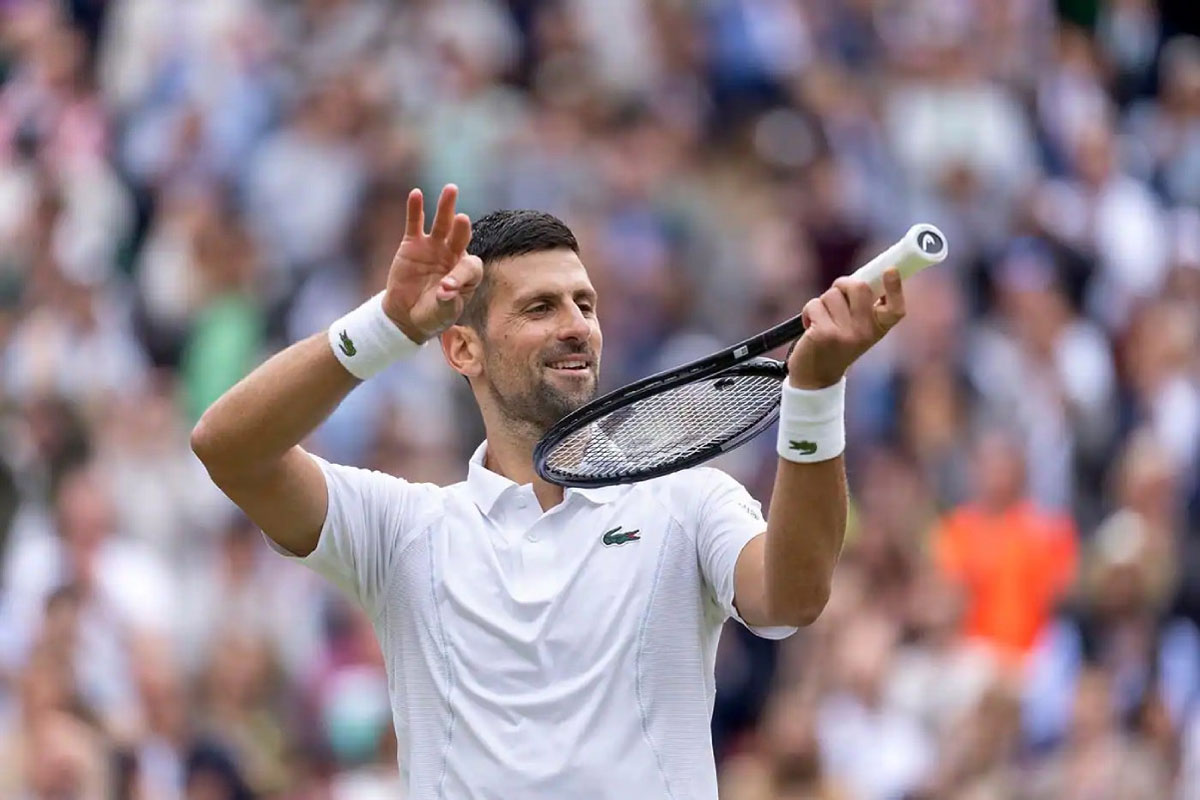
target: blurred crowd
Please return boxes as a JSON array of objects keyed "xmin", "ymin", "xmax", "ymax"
[{"xmin": 0, "ymin": 0, "xmax": 1199, "ymax": 798}]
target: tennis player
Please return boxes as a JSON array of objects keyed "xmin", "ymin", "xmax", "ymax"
[{"xmin": 191, "ymin": 184, "xmax": 906, "ymax": 799}]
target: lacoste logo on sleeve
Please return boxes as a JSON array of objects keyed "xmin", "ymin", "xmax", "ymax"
[
  {"xmin": 602, "ymin": 526, "xmax": 641, "ymax": 546},
  {"xmin": 338, "ymin": 330, "xmax": 357, "ymax": 357}
]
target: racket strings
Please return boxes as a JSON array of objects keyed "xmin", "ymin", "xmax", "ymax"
[{"xmin": 542, "ymin": 372, "xmax": 783, "ymax": 482}]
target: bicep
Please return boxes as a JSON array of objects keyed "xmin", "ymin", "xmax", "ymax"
[
  {"xmin": 732, "ymin": 533, "xmax": 772, "ymax": 627},
  {"xmin": 209, "ymin": 445, "xmax": 328, "ymax": 557}
]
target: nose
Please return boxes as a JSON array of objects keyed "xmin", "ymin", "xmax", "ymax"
[{"xmin": 557, "ymin": 304, "xmax": 591, "ymax": 343}]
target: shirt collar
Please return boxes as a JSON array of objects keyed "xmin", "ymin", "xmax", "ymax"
[
  {"xmin": 466, "ymin": 441, "xmax": 627, "ymax": 514},
  {"xmin": 466, "ymin": 442, "xmax": 515, "ymax": 515}
]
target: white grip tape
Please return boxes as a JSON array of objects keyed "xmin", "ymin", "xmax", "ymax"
[
  {"xmin": 328, "ymin": 292, "xmax": 423, "ymax": 380},
  {"xmin": 774, "ymin": 225, "xmax": 945, "ymax": 461},
  {"xmin": 850, "ymin": 223, "xmax": 948, "ymax": 296},
  {"xmin": 777, "ymin": 377, "xmax": 846, "ymax": 463}
]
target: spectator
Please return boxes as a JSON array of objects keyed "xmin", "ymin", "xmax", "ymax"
[
  {"xmin": 1023, "ymin": 479, "xmax": 1200, "ymax": 751},
  {"xmin": 3, "ymin": 463, "xmax": 174, "ymax": 730},
  {"xmin": 966, "ymin": 239, "xmax": 1117, "ymax": 514},
  {"xmin": 1125, "ymin": 35, "xmax": 1200, "ymax": 205},
  {"xmin": 885, "ymin": 571, "xmax": 1001, "ymax": 742},
  {"xmin": 1025, "ymin": 668, "xmax": 1172, "ymax": 800},
  {"xmin": 923, "ymin": 679, "xmax": 1024, "ymax": 800},
  {"xmin": 815, "ymin": 612, "xmax": 935, "ymax": 800},
  {"xmin": 932, "ymin": 428, "xmax": 1078, "ymax": 666},
  {"xmin": 244, "ymin": 76, "xmax": 369, "ymax": 298}
]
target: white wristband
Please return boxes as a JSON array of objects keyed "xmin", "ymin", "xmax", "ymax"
[
  {"xmin": 777, "ymin": 377, "xmax": 846, "ymax": 463},
  {"xmin": 328, "ymin": 292, "xmax": 423, "ymax": 380}
]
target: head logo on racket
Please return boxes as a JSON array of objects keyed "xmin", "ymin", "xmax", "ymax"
[
  {"xmin": 917, "ymin": 231, "xmax": 943, "ymax": 255},
  {"xmin": 602, "ymin": 526, "xmax": 640, "ymax": 546}
]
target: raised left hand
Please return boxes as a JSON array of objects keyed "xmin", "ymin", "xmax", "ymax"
[{"xmin": 787, "ymin": 267, "xmax": 906, "ymax": 389}]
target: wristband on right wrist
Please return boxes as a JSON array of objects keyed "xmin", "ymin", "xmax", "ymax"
[
  {"xmin": 328, "ymin": 292, "xmax": 423, "ymax": 380},
  {"xmin": 776, "ymin": 377, "xmax": 846, "ymax": 463}
]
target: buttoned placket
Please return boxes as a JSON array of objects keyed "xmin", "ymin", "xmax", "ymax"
[{"xmin": 508, "ymin": 488, "xmax": 580, "ymax": 598}]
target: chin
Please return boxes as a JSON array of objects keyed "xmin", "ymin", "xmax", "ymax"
[
  {"xmin": 542, "ymin": 389, "xmax": 588, "ymax": 417},
  {"xmin": 535, "ymin": 380, "xmax": 595, "ymax": 422},
  {"xmin": 562, "ymin": 378, "xmax": 598, "ymax": 407}
]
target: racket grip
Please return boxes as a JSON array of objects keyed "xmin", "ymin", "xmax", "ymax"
[{"xmin": 849, "ymin": 224, "xmax": 948, "ymax": 296}]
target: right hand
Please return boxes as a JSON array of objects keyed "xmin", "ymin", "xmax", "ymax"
[{"xmin": 381, "ymin": 184, "xmax": 483, "ymax": 343}]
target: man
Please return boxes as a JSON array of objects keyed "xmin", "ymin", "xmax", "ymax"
[
  {"xmin": 933, "ymin": 428, "xmax": 1077, "ymax": 666},
  {"xmin": 191, "ymin": 184, "xmax": 906, "ymax": 798}
]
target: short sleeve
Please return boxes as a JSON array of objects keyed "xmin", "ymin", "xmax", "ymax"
[
  {"xmin": 692, "ymin": 469, "xmax": 797, "ymax": 641},
  {"xmin": 267, "ymin": 454, "xmax": 427, "ymax": 617}
]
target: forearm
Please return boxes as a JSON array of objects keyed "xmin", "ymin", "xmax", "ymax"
[
  {"xmin": 191, "ymin": 333, "xmax": 359, "ymax": 476},
  {"xmin": 762, "ymin": 455, "xmax": 847, "ymax": 624},
  {"xmin": 747, "ymin": 265, "xmax": 906, "ymax": 625}
]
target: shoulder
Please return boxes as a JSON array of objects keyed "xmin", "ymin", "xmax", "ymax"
[
  {"xmin": 940, "ymin": 505, "xmax": 983, "ymax": 529},
  {"xmin": 315, "ymin": 454, "xmax": 441, "ymax": 496},
  {"xmin": 314, "ymin": 454, "xmax": 452, "ymax": 528},
  {"xmin": 633, "ymin": 467, "xmax": 756, "ymax": 520}
]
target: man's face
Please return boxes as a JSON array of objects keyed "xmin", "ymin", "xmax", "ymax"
[
  {"xmin": 971, "ymin": 432, "xmax": 1025, "ymax": 510},
  {"xmin": 476, "ymin": 250, "xmax": 602, "ymax": 433}
]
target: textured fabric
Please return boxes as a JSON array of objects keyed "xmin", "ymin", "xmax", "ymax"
[{"xmin": 271, "ymin": 445, "xmax": 796, "ymax": 799}]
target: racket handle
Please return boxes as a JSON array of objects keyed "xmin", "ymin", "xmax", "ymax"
[{"xmin": 850, "ymin": 224, "xmax": 948, "ymax": 296}]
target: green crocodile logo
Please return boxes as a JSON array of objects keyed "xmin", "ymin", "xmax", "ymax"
[
  {"xmin": 788, "ymin": 440, "xmax": 818, "ymax": 456},
  {"xmin": 602, "ymin": 526, "xmax": 641, "ymax": 547},
  {"xmin": 338, "ymin": 330, "xmax": 357, "ymax": 357}
]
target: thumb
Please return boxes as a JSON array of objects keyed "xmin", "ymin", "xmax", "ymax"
[
  {"xmin": 436, "ymin": 255, "xmax": 484, "ymax": 301},
  {"xmin": 872, "ymin": 266, "xmax": 905, "ymax": 334}
]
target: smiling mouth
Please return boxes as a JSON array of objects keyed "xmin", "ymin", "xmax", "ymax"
[{"xmin": 545, "ymin": 358, "xmax": 592, "ymax": 373}]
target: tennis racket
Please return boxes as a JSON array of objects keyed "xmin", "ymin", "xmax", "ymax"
[{"xmin": 532, "ymin": 224, "xmax": 949, "ymax": 487}]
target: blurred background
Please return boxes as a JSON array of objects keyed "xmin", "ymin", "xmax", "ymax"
[{"xmin": 0, "ymin": 0, "xmax": 1198, "ymax": 798}]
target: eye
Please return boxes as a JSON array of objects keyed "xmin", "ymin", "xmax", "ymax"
[
  {"xmin": 578, "ymin": 301, "xmax": 595, "ymax": 315},
  {"xmin": 526, "ymin": 303, "xmax": 551, "ymax": 316}
]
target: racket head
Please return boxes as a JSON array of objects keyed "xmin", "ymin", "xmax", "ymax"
[{"xmin": 534, "ymin": 357, "xmax": 788, "ymax": 488}]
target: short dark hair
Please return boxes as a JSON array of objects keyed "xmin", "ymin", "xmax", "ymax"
[{"xmin": 459, "ymin": 210, "xmax": 579, "ymax": 331}]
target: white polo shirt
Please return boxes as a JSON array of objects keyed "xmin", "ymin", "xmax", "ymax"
[{"xmin": 278, "ymin": 443, "xmax": 795, "ymax": 799}]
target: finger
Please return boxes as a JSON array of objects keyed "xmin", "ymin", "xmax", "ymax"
[
  {"xmin": 439, "ymin": 255, "xmax": 484, "ymax": 297},
  {"xmin": 447, "ymin": 213, "xmax": 472, "ymax": 259},
  {"xmin": 405, "ymin": 188, "xmax": 424, "ymax": 238},
  {"xmin": 436, "ymin": 286, "xmax": 458, "ymax": 303},
  {"xmin": 430, "ymin": 184, "xmax": 459, "ymax": 240},
  {"xmin": 803, "ymin": 296, "xmax": 834, "ymax": 333},
  {"xmin": 801, "ymin": 298, "xmax": 817, "ymax": 329},
  {"xmin": 834, "ymin": 276, "xmax": 878, "ymax": 338},
  {"xmin": 872, "ymin": 268, "xmax": 906, "ymax": 331},
  {"xmin": 820, "ymin": 285, "xmax": 854, "ymax": 329},
  {"xmin": 878, "ymin": 268, "xmax": 905, "ymax": 317},
  {"xmin": 833, "ymin": 276, "xmax": 875, "ymax": 319}
]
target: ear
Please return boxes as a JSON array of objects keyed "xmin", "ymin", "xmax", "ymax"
[{"xmin": 441, "ymin": 325, "xmax": 484, "ymax": 379}]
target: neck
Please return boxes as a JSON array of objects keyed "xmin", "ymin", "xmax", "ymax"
[
  {"xmin": 980, "ymin": 494, "xmax": 1021, "ymax": 515},
  {"xmin": 482, "ymin": 422, "xmax": 565, "ymax": 511}
]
